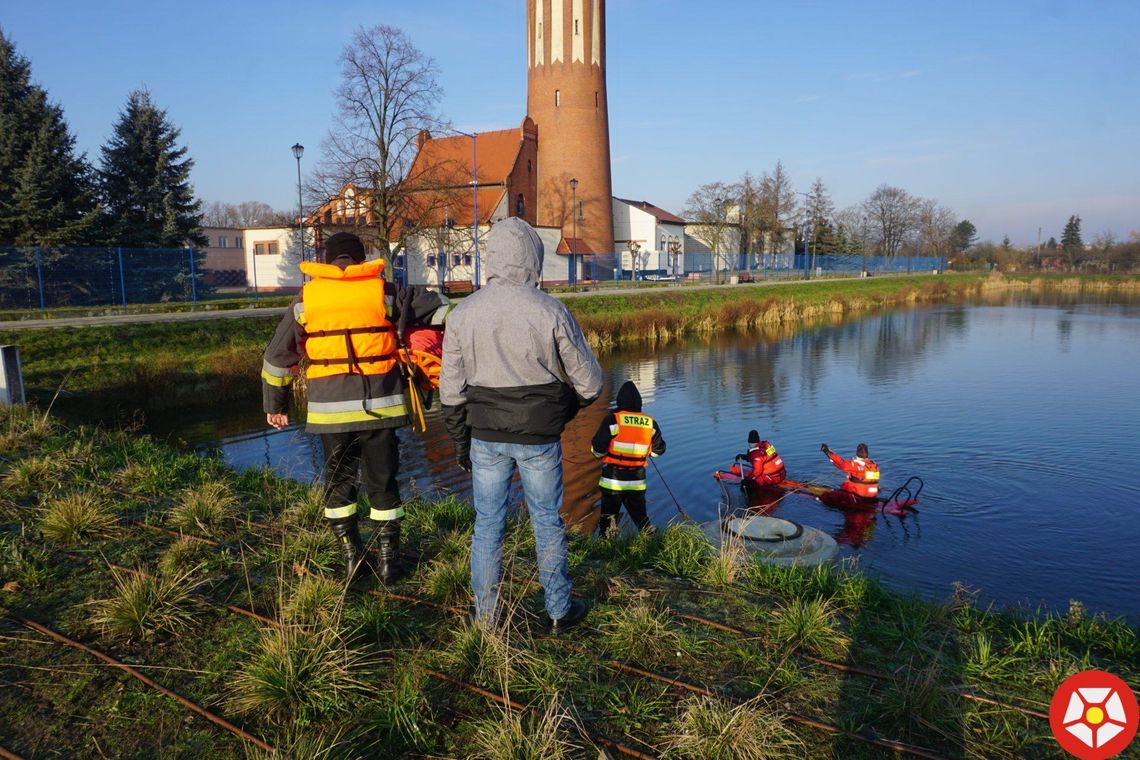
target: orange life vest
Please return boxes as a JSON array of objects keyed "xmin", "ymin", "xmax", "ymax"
[
  {"xmin": 299, "ymin": 260, "xmax": 396, "ymax": 379},
  {"xmin": 602, "ymin": 412, "xmax": 655, "ymax": 468},
  {"xmin": 840, "ymin": 457, "xmax": 880, "ymax": 499},
  {"xmin": 748, "ymin": 442, "xmax": 786, "ymax": 482}
]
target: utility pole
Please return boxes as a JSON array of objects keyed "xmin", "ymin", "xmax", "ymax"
[{"xmin": 1037, "ymin": 226, "xmax": 1042, "ymax": 270}]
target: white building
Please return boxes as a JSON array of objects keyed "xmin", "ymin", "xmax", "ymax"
[
  {"xmin": 241, "ymin": 226, "xmax": 314, "ymax": 292},
  {"xmin": 612, "ymin": 197, "xmax": 686, "ymax": 278}
]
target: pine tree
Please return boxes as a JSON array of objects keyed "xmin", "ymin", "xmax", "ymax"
[
  {"xmin": 99, "ymin": 88, "xmax": 205, "ymax": 248},
  {"xmin": 0, "ymin": 29, "xmax": 96, "ymax": 246},
  {"xmin": 805, "ymin": 177, "xmax": 835, "ymax": 254},
  {"xmin": 1061, "ymin": 215, "xmax": 1083, "ymax": 268}
]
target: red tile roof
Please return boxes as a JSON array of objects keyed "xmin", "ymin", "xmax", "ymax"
[
  {"xmin": 408, "ymin": 127, "xmax": 526, "ymax": 188},
  {"xmin": 556, "ymin": 237, "xmax": 594, "ymax": 255},
  {"xmin": 400, "ymin": 187, "xmax": 506, "ymax": 227},
  {"xmin": 614, "ymin": 197, "xmax": 686, "ymax": 225}
]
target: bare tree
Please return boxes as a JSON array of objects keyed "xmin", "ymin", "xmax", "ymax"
[
  {"xmin": 313, "ymin": 24, "xmax": 446, "ymax": 260},
  {"xmin": 201, "ymin": 200, "xmax": 293, "ymax": 227},
  {"xmin": 862, "ymin": 184, "xmax": 920, "ymax": 257},
  {"xmin": 684, "ymin": 181, "xmax": 737, "ymax": 282},
  {"xmin": 735, "ymin": 172, "xmax": 764, "ymax": 267},
  {"xmin": 758, "ymin": 160, "xmax": 797, "ymax": 256},
  {"xmin": 917, "ymin": 199, "xmax": 958, "ymax": 261},
  {"xmin": 834, "ymin": 205, "xmax": 868, "ymax": 257}
]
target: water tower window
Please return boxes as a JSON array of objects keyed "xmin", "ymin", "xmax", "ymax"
[
  {"xmin": 575, "ymin": 19, "xmax": 580, "ymax": 35},
  {"xmin": 555, "ymin": 90, "xmax": 560, "ymax": 107},
  {"xmin": 595, "ymin": 91, "xmax": 598, "ymax": 109},
  {"xmin": 516, "ymin": 194, "xmax": 525, "ymax": 216},
  {"xmin": 528, "ymin": 159, "xmax": 532, "ymax": 174}
]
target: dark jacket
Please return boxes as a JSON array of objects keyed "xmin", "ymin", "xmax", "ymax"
[
  {"xmin": 261, "ymin": 254, "xmax": 445, "ymax": 434},
  {"xmin": 440, "ymin": 218, "xmax": 603, "ymax": 446}
]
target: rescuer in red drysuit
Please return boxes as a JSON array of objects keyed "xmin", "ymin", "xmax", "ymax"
[
  {"xmin": 732, "ymin": 430, "xmax": 786, "ymax": 488},
  {"xmin": 819, "ymin": 442, "xmax": 880, "ymax": 509}
]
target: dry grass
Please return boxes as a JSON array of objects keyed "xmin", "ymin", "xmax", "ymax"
[
  {"xmin": 465, "ymin": 697, "xmax": 586, "ymax": 760},
  {"xmin": 664, "ymin": 695, "xmax": 803, "ymax": 760},
  {"xmin": 283, "ymin": 574, "xmax": 345, "ymax": 626},
  {"xmin": 168, "ymin": 480, "xmax": 240, "ymax": 534},
  {"xmin": 227, "ymin": 625, "xmax": 376, "ymax": 725},
  {"xmin": 90, "ymin": 565, "xmax": 203, "ymax": 642},
  {"xmin": 39, "ymin": 491, "xmax": 118, "ymax": 545}
]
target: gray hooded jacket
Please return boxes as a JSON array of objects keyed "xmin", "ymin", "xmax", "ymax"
[{"xmin": 440, "ymin": 218, "xmax": 603, "ymax": 446}]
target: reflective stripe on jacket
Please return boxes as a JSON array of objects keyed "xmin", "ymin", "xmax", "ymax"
[
  {"xmin": 747, "ymin": 441, "xmax": 786, "ymax": 484},
  {"xmin": 602, "ymin": 412, "xmax": 655, "ymax": 468},
  {"xmin": 299, "ymin": 260, "xmax": 397, "ymax": 379},
  {"xmin": 828, "ymin": 452, "xmax": 880, "ymax": 499}
]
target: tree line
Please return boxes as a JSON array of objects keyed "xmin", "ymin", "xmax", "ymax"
[
  {"xmin": 683, "ymin": 161, "xmax": 971, "ymax": 265},
  {"xmin": 955, "ymin": 215, "xmax": 1140, "ymax": 273}
]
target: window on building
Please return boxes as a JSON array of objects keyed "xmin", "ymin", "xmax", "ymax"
[
  {"xmin": 578, "ymin": 200, "xmax": 583, "ymax": 221},
  {"xmin": 528, "ymin": 159, "xmax": 532, "ymax": 174},
  {"xmin": 538, "ymin": 22, "xmax": 542, "ymax": 38},
  {"xmin": 427, "ymin": 254, "xmax": 437, "ymax": 267},
  {"xmin": 254, "ymin": 241, "xmax": 279, "ymax": 256},
  {"xmin": 555, "ymin": 89, "xmax": 560, "ymax": 107},
  {"xmin": 661, "ymin": 235, "xmax": 666, "ymax": 252},
  {"xmin": 516, "ymin": 194, "xmax": 525, "ymax": 216},
  {"xmin": 595, "ymin": 91, "xmax": 599, "ymax": 109},
  {"xmin": 218, "ymin": 235, "xmax": 228, "ymax": 248},
  {"xmin": 463, "ymin": 254, "xmax": 472, "ymax": 266},
  {"xmin": 575, "ymin": 19, "xmax": 580, "ymax": 35},
  {"xmin": 235, "ymin": 236, "xmax": 242, "ymax": 248},
  {"xmin": 452, "ymin": 254, "xmax": 461, "ymax": 267}
]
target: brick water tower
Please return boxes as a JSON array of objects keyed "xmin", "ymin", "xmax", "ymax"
[{"xmin": 526, "ymin": 0, "xmax": 614, "ymax": 256}]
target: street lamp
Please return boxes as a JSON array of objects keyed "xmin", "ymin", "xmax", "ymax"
[
  {"xmin": 291, "ymin": 143, "xmax": 305, "ymax": 266},
  {"xmin": 796, "ymin": 190, "xmax": 811, "ymax": 280},
  {"xmin": 629, "ymin": 240, "xmax": 641, "ymax": 284},
  {"xmin": 860, "ymin": 215, "xmax": 868, "ymax": 277},
  {"xmin": 714, "ymin": 196, "xmax": 724, "ymax": 284},
  {"xmin": 441, "ymin": 129, "xmax": 480, "ymax": 288},
  {"xmin": 569, "ymin": 178, "xmax": 579, "ymax": 286}
]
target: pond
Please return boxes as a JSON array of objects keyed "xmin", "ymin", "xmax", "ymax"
[{"xmin": 150, "ymin": 294, "xmax": 1140, "ymax": 619}]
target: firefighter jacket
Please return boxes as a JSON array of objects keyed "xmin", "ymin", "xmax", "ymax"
[
  {"xmin": 261, "ymin": 255, "xmax": 445, "ymax": 434},
  {"xmin": 746, "ymin": 441, "xmax": 786, "ymax": 486},
  {"xmin": 591, "ymin": 382, "xmax": 666, "ymax": 492},
  {"xmin": 826, "ymin": 451, "xmax": 881, "ymax": 499}
]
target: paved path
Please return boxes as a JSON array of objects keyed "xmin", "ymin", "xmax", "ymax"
[
  {"xmin": 0, "ymin": 273, "xmax": 928, "ymax": 331},
  {"xmin": 0, "ymin": 306, "xmax": 288, "ymax": 331}
]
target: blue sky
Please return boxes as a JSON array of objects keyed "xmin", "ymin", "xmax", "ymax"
[{"xmin": 5, "ymin": 0, "xmax": 1138, "ymax": 244}]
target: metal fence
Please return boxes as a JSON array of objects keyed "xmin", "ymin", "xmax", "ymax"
[
  {"xmin": 0, "ymin": 246, "xmax": 209, "ymax": 311},
  {"xmin": 577, "ymin": 251, "xmax": 947, "ymax": 284}
]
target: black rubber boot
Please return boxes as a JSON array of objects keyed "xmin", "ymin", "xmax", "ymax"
[
  {"xmin": 330, "ymin": 519, "xmax": 369, "ymax": 583},
  {"xmin": 375, "ymin": 520, "xmax": 402, "ymax": 584}
]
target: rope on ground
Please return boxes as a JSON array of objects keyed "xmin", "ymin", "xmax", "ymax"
[{"xmin": 7, "ymin": 614, "xmax": 276, "ymax": 754}]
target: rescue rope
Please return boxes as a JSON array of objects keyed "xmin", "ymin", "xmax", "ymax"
[{"xmin": 649, "ymin": 457, "xmax": 693, "ymax": 522}]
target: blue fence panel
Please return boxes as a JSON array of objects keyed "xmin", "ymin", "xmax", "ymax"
[{"xmin": 0, "ymin": 245, "xmax": 210, "ymax": 311}]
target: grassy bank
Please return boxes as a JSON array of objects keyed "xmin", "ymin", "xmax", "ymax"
[
  {"xmin": 564, "ymin": 273, "xmax": 1140, "ymax": 350},
  {"xmin": 1, "ymin": 405, "xmax": 1137, "ymax": 758},
  {"xmin": 3, "ymin": 273, "xmax": 1138, "ymax": 417}
]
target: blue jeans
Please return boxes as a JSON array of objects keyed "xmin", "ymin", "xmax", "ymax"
[{"xmin": 470, "ymin": 438, "xmax": 572, "ymax": 622}]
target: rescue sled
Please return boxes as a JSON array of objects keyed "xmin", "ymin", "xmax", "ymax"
[
  {"xmin": 700, "ymin": 514, "xmax": 838, "ymax": 568},
  {"xmin": 714, "ymin": 463, "xmax": 922, "ymax": 516}
]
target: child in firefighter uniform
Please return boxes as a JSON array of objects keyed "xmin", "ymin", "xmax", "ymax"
[
  {"xmin": 590, "ymin": 381, "xmax": 666, "ymax": 534},
  {"xmin": 261, "ymin": 232, "xmax": 446, "ymax": 583}
]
